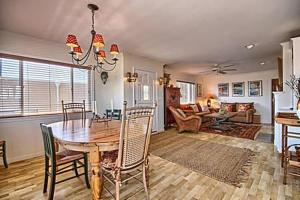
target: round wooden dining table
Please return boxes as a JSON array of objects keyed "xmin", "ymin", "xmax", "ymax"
[{"xmin": 48, "ymin": 119, "xmax": 121, "ymax": 200}]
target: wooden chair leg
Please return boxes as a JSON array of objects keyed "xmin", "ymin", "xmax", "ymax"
[
  {"xmin": 73, "ymin": 161, "xmax": 79, "ymax": 177},
  {"xmin": 3, "ymin": 142, "xmax": 8, "ymax": 168},
  {"xmin": 83, "ymin": 154, "xmax": 91, "ymax": 189},
  {"xmin": 142, "ymin": 164, "xmax": 150, "ymax": 200},
  {"xmin": 115, "ymin": 172, "xmax": 121, "ymax": 200},
  {"xmin": 49, "ymin": 167, "xmax": 56, "ymax": 200},
  {"xmin": 43, "ymin": 157, "xmax": 49, "ymax": 193}
]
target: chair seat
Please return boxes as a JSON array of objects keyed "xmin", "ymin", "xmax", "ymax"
[
  {"xmin": 56, "ymin": 150, "xmax": 84, "ymax": 165},
  {"xmin": 102, "ymin": 150, "xmax": 118, "ymax": 169}
]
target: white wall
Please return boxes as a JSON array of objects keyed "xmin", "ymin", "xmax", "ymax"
[
  {"xmin": 94, "ymin": 54, "xmax": 124, "ymax": 115},
  {"xmin": 123, "ymin": 52, "xmax": 165, "ymax": 132},
  {"xmin": 199, "ymin": 69, "xmax": 278, "ymax": 123}
]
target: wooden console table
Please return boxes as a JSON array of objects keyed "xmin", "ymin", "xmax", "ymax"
[{"xmin": 275, "ymin": 112, "xmax": 300, "ymax": 184}]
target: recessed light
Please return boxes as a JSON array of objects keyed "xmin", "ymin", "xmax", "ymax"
[
  {"xmin": 259, "ymin": 61, "xmax": 265, "ymax": 66},
  {"xmin": 245, "ymin": 44, "xmax": 256, "ymax": 50}
]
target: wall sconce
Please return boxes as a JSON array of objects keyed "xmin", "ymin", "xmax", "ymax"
[
  {"xmin": 126, "ymin": 72, "xmax": 138, "ymax": 82},
  {"xmin": 158, "ymin": 77, "xmax": 165, "ymax": 85}
]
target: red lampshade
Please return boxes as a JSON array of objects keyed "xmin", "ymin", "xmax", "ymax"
[
  {"xmin": 73, "ymin": 46, "xmax": 82, "ymax": 55},
  {"xmin": 98, "ymin": 50, "xmax": 106, "ymax": 59},
  {"xmin": 93, "ymin": 34, "xmax": 105, "ymax": 48},
  {"xmin": 66, "ymin": 34, "xmax": 79, "ymax": 48},
  {"xmin": 110, "ymin": 44, "xmax": 119, "ymax": 55}
]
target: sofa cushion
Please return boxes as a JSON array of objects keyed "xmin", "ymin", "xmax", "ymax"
[
  {"xmin": 236, "ymin": 111, "xmax": 246, "ymax": 117},
  {"xmin": 221, "ymin": 103, "xmax": 236, "ymax": 112},
  {"xmin": 180, "ymin": 104, "xmax": 192, "ymax": 111},
  {"xmin": 190, "ymin": 104, "xmax": 199, "ymax": 112},
  {"xmin": 176, "ymin": 108, "xmax": 186, "ymax": 118},
  {"xmin": 237, "ymin": 103, "xmax": 253, "ymax": 112},
  {"xmin": 195, "ymin": 111, "xmax": 211, "ymax": 116}
]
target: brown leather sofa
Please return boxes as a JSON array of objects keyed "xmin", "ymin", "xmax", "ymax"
[
  {"xmin": 168, "ymin": 106, "xmax": 202, "ymax": 133},
  {"xmin": 220, "ymin": 102, "xmax": 256, "ymax": 123}
]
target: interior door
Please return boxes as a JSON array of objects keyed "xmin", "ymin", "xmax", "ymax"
[{"xmin": 134, "ymin": 69, "xmax": 157, "ymax": 132}]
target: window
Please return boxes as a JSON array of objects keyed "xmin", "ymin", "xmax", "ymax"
[
  {"xmin": 0, "ymin": 57, "xmax": 91, "ymax": 117},
  {"xmin": 176, "ymin": 81, "xmax": 195, "ymax": 104}
]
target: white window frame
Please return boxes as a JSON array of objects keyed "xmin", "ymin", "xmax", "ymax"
[{"xmin": 0, "ymin": 55, "xmax": 91, "ymax": 118}]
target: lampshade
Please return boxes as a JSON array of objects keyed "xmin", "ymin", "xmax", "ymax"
[
  {"xmin": 66, "ymin": 34, "xmax": 79, "ymax": 48},
  {"xmin": 73, "ymin": 46, "xmax": 82, "ymax": 55},
  {"xmin": 93, "ymin": 34, "xmax": 105, "ymax": 48},
  {"xmin": 98, "ymin": 50, "xmax": 106, "ymax": 60},
  {"xmin": 110, "ymin": 44, "xmax": 119, "ymax": 55}
]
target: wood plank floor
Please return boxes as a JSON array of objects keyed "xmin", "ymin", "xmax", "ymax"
[{"xmin": 0, "ymin": 126, "xmax": 300, "ymax": 200}]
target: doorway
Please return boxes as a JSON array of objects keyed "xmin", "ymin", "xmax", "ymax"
[{"xmin": 133, "ymin": 69, "xmax": 158, "ymax": 132}]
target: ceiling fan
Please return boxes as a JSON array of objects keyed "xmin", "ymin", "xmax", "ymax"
[{"xmin": 199, "ymin": 63, "xmax": 237, "ymax": 75}]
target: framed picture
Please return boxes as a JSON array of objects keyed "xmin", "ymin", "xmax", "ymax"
[
  {"xmin": 197, "ymin": 84, "xmax": 203, "ymax": 97},
  {"xmin": 218, "ymin": 83, "xmax": 229, "ymax": 97},
  {"xmin": 248, "ymin": 80, "xmax": 263, "ymax": 96},
  {"xmin": 232, "ymin": 82, "xmax": 245, "ymax": 97}
]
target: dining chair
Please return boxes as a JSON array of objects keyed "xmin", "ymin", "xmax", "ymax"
[
  {"xmin": 61, "ymin": 100, "xmax": 86, "ymax": 121},
  {"xmin": 101, "ymin": 101, "xmax": 156, "ymax": 200},
  {"xmin": 0, "ymin": 140, "xmax": 8, "ymax": 168},
  {"xmin": 40, "ymin": 124, "xmax": 90, "ymax": 200}
]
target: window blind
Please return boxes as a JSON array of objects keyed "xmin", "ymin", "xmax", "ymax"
[
  {"xmin": 0, "ymin": 58, "xmax": 22, "ymax": 116},
  {"xmin": 0, "ymin": 56, "xmax": 91, "ymax": 117},
  {"xmin": 73, "ymin": 68, "xmax": 91, "ymax": 109}
]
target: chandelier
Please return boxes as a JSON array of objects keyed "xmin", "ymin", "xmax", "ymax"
[{"xmin": 65, "ymin": 4, "xmax": 119, "ymax": 72}]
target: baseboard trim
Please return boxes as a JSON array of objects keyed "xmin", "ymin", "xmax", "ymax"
[{"xmin": 0, "ymin": 151, "xmax": 44, "ymax": 166}]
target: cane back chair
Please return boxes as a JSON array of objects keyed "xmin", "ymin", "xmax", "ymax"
[
  {"xmin": 40, "ymin": 124, "xmax": 90, "ymax": 200},
  {"xmin": 62, "ymin": 100, "xmax": 86, "ymax": 121},
  {"xmin": 101, "ymin": 101, "xmax": 156, "ymax": 200},
  {"xmin": 0, "ymin": 140, "xmax": 8, "ymax": 168}
]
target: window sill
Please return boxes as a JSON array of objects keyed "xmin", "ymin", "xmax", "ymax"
[{"xmin": 0, "ymin": 110, "xmax": 92, "ymax": 121}]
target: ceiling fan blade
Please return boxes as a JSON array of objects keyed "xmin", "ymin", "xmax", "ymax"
[
  {"xmin": 218, "ymin": 71, "xmax": 227, "ymax": 74},
  {"xmin": 221, "ymin": 64, "xmax": 236, "ymax": 68},
  {"xmin": 222, "ymin": 69, "xmax": 237, "ymax": 71},
  {"xmin": 212, "ymin": 69, "xmax": 218, "ymax": 71},
  {"xmin": 199, "ymin": 70, "xmax": 213, "ymax": 74}
]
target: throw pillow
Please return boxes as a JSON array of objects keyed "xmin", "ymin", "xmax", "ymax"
[
  {"xmin": 201, "ymin": 105, "xmax": 209, "ymax": 112},
  {"xmin": 237, "ymin": 103, "xmax": 252, "ymax": 112},
  {"xmin": 176, "ymin": 108, "xmax": 186, "ymax": 118},
  {"xmin": 190, "ymin": 104, "xmax": 199, "ymax": 112},
  {"xmin": 222, "ymin": 104, "xmax": 234, "ymax": 112}
]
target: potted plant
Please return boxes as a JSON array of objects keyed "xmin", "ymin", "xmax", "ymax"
[{"xmin": 286, "ymin": 75, "xmax": 300, "ymax": 118}]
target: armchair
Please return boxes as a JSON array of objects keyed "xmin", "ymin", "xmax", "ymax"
[{"xmin": 168, "ymin": 106, "xmax": 202, "ymax": 133}]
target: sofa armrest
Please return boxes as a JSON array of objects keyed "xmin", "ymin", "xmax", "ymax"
[{"xmin": 245, "ymin": 109, "xmax": 256, "ymax": 123}]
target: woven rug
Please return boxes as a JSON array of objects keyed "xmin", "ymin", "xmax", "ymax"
[
  {"xmin": 150, "ymin": 133, "xmax": 255, "ymax": 187},
  {"xmin": 200, "ymin": 122, "xmax": 261, "ymax": 140}
]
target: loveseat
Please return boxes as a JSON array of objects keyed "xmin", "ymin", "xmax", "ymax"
[{"xmin": 220, "ymin": 102, "xmax": 256, "ymax": 123}]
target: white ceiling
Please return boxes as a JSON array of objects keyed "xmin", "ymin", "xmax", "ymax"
[{"xmin": 0, "ymin": 0, "xmax": 300, "ymax": 74}]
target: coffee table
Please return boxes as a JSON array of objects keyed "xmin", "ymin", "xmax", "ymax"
[{"xmin": 205, "ymin": 112, "xmax": 238, "ymax": 131}]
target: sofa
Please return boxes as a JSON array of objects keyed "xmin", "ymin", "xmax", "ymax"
[
  {"xmin": 180, "ymin": 103, "xmax": 211, "ymax": 122},
  {"xmin": 220, "ymin": 102, "xmax": 256, "ymax": 123},
  {"xmin": 168, "ymin": 106, "xmax": 202, "ymax": 133}
]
